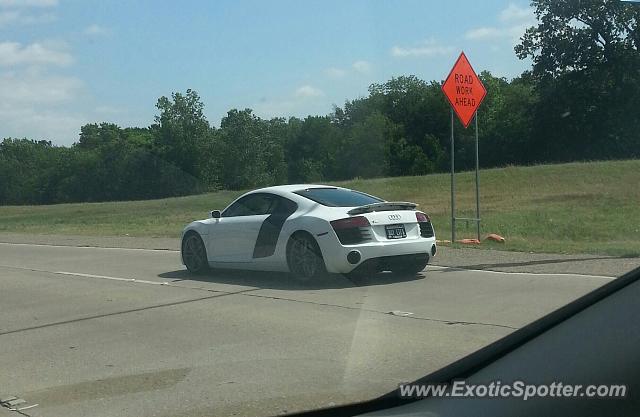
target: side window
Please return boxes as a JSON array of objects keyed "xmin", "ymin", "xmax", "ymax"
[
  {"xmin": 222, "ymin": 194, "xmax": 276, "ymax": 217},
  {"xmin": 271, "ymin": 196, "xmax": 298, "ymax": 216}
]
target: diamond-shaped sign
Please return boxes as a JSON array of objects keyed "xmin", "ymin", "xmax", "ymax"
[{"xmin": 441, "ymin": 52, "xmax": 486, "ymax": 128}]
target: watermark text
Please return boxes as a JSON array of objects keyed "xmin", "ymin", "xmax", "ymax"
[{"xmin": 399, "ymin": 381, "xmax": 627, "ymax": 400}]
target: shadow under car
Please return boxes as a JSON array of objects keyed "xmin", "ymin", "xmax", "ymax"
[{"xmin": 158, "ymin": 268, "xmax": 427, "ymax": 290}]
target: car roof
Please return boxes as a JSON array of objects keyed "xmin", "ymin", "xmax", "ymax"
[
  {"xmin": 222, "ymin": 185, "xmax": 342, "ymax": 211},
  {"xmin": 226, "ymin": 184, "xmax": 385, "ymax": 211}
]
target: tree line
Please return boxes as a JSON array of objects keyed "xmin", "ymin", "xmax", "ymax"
[{"xmin": 1, "ymin": 0, "xmax": 638, "ymax": 205}]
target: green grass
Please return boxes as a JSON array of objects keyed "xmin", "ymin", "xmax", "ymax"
[{"xmin": 1, "ymin": 160, "xmax": 639, "ymax": 256}]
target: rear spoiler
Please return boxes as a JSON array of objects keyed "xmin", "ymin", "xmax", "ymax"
[{"xmin": 347, "ymin": 202, "xmax": 418, "ymax": 215}]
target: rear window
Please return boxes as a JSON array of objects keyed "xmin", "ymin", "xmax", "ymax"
[{"xmin": 294, "ymin": 188, "xmax": 383, "ymax": 207}]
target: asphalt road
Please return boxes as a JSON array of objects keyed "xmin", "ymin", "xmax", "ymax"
[
  {"xmin": 2, "ymin": 233, "xmax": 639, "ymax": 276},
  {"xmin": 0, "ymin": 243, "xmax": 614, "ymax": 417}
]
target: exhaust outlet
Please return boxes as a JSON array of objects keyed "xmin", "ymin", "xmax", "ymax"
[{"xmin": 347, "ymin": 250, "xmax": 361, "ymax": 265}]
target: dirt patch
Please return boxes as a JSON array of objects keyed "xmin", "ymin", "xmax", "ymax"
[{"xmin": 25, "ymin": 368, "xmax": 190, "ymax": 406}]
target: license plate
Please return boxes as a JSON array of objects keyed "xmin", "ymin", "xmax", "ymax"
[{"xmin": 385, "ymin": 224, "xmax": 406, "ymax": 239}]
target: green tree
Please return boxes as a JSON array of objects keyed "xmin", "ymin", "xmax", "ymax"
[
  {"xmin": 515, "ymin": 0, "xmax": 640, "ymax": 161},
  {"xmin": 516, "ymin": 0, "xmax": 639, "ymax": 77},
  {"xmin": 77, "ymin": 123, "xmax": 122, "ymax": 150},
  {"xmin": 154, "ymin": 89, "xmax": 214, "ymax": 181},
  {"xmin": 219, "ymin": 109, "xmax": 286, "ymax": 189},
  {"xmin": 285, "ymin": 116, "xmax": 340, "ymax": 182},
  {"xmin": 477, "ymin": 71, "xmax": 537, "ymax": 166},
  {"xmin": 369, "ymin": 77, "xmax": 448, "ymax": 141},
  {"xmin": 337, "ymin": 112, "xmax": 392, "ymax": 179}
]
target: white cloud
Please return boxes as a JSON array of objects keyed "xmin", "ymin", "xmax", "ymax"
[
  {"xmin": 0, "ymin": 71, "xmax": 86, "ymax": 143},
  {"xmin": 0, "ymin": 0, "xmax": 57, "ymax": 8},
  {"xmin": 390, "ymin": 38, "xmax": 454, "ymax": 58},
  {"xmin": 0, "ymin": 35, "xmax": 86, "ymax": 144},
  {"xmin": 0, "ymin": 9, "xmax": 55, "ymax": 27},
  {"xmin": 95, "ymin": 105, "xmax": 122, "ymax": 115},
  {"xmin": 294, "ymin": 85, "xmax": 324, "ymax": 98},
  {"xmin": 324, "ymin": 62, "xmax": 370, "ymax": 78},
  {"xmin": 352, "ymin": 60, "xmax": 371, "ymax": 73},
  {"xmin": 499, "ymin": 3, "xmax": 534, "ymax": 23},
  {"xmin": 465, "ymin": 24, "xmax": 532, "ymax": 44},
  {"xmin": 0, "ymin": 0, "xmax": 57, "ymax": 27},
  {"xmin": 254, "ymin": 84, "xmax": 328, "ymax": 119},
  {"xmin": 252, "ymin": 96, "xmax": 332, "ymax": 122},
  {"xmin": 0, "ymin": 41, "xmax": 72, "ymax": 67},
  {"xmin": 0, "ymin": 72, "xmax": 82, "ymax": 103},
  {"xmin": 465, "ymin": 27, "xmax": 505, "ymax": 41},
  {"xmin": 325, "ymin": 67, "xmax": 346, "ymax": 78},
  {"xmin": 465, "ymin": 4, "xmax": 535, "ymax": 45},
  {"xmin": 252, "ymin": 98, "xmax": 297, "ymax": 119},
  {"xmin": 84, "ymin": 23, "xmax": 109, "ymax": 36},
  {"xmin": 0, "ymin": 106, "xmax": 85, "ymax": 143},
  {"xmin": 0, "ymin": 9, "xmax": 18, "ymax": 24}
]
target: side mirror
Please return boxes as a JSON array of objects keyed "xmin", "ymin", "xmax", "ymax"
[{"xmin": 210, "ymin": 210, "xmax": 221, "ymax": 219}]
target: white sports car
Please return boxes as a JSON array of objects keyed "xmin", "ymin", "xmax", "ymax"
[{"xmin": 181, "ymin": 185, "xmax": 437, "ymax": 279}]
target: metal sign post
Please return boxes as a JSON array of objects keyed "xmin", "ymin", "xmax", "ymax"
[
  {"xmin": 449, "ymin": 111, "xmax": 481, "ymax": 242},
  {"xmin": 450, "ymin": 108, "xmax": 456, "ymax": 242},
  {"xmin": 474, "ymin": 113, "xmax": 480, "ymax": 241},
  {"xmin": 441, "ymin": 52, "xmax": 486, "ymax": 243}
]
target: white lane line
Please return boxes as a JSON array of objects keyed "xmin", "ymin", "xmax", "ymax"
[
  {"xmin": 2, "ymin": 264, "xmax": 246, "ymax": 293},
  {"xmin": 427, "ymin": 265, "xmax": 616, "ymax": 279},
  {"xmin": 51, "ymin": 270, "xmax": 254, "ymax": 294},
  {"xmin": 0, "ymin": 241, "xmax": 178, "ymax": 252},
  {"xmin": 53, "ymin": 271, "xmax": 168, "ymax": 285}
]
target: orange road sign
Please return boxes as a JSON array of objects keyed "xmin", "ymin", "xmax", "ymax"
[{"xmin": 441, "ymin": 51, "xmax": 486, "ymax": 128}]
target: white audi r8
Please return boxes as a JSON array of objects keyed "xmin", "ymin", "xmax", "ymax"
[{"xmin": 181, "ymin": 185, "xmax": 437, "ymax": 279}]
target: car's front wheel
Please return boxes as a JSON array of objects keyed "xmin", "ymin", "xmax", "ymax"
[
  {"xmin": 182, "ymin": 232, "xmax": 209, "ymax": 274},
  {"xmin": 287, "ymin": 233, "xmax": 326, "ymax": 281}
]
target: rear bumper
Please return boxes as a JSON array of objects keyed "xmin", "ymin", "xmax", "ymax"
[
  {"xmin": 350, "ymin": 252, "xmax": 430, "ymax": 275},
  {"xmin": 318, "ymin": 234, "xmax": 437, "ymax": 274}
]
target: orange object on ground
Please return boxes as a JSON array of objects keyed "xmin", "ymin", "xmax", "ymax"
[
  {"xmin": 456, "ymin": 238, "xmax": 481, "ymax": 244},
  {"xmin": 486, "ymin": 233, "xmax": 505, "ymax": 243}
]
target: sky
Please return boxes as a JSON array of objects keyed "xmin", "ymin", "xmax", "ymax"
[{"xmin": 0, "ymin": 0, "xmax": 536, "ymax": 146}]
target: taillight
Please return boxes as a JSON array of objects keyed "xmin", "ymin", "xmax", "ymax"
[
  {"xmin": 330, "ymin": 216, "xmax": 370, "ymax": 230},
  {"xmin": 417, "ymin": 212, "xmax": 434, "ymax": 238},
  {"xmin": 416, "ymin": 212, "xmax": 430, "ymax": 222},
  {"xmin": 330, "ymin": 216, "xmax": 371, "ymax": 245}
]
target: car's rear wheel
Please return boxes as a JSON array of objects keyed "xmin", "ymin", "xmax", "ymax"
[
  {"xmin": 287, "ymin": 233, "xmax": 326, "ymax": 281},
  {"xmin": 182, "ymin": 232, "xmax": 209, "ymax": 274}
]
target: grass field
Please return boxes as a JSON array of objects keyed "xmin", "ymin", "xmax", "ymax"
[{"xmin": 1, "ymin": 160, "xmax": 639, "ymax": 256}]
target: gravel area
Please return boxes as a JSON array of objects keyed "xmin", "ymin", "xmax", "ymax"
[
  {"xmin": 431, "ymin": 246, "xmax": 639, "ymax": 277},
  {"xmin": 0, "ymin": 232, "xmax": 638, "ymax": 277}
]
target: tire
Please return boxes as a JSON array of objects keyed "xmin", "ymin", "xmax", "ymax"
[
  {"xmin": 286, "ymin": 233, "xmax": 326, "ymax": 281},
  {"xmin": 182, "ymin": 232, "xmax": 209, "ymax": 274}
]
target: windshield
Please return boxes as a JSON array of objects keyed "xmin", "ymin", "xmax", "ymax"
[
  {"xmin": 0, "ymin": 1, "xmax": 638, "ymax": 417},
  {"xmin": 294, "ymin": 188, "xmax": 383, "ymax": 207}
]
